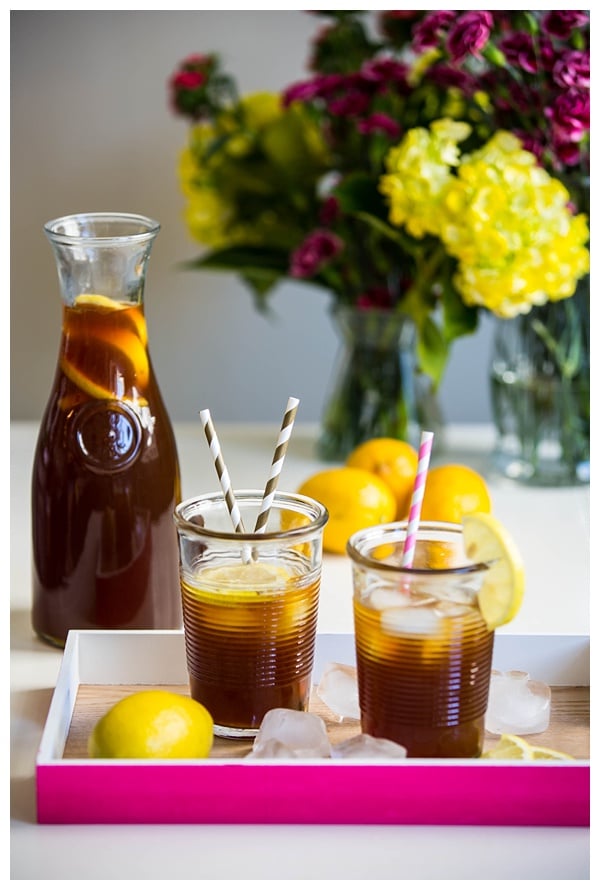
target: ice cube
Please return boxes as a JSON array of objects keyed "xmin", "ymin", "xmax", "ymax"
[
  {"xmin": 485, "ymin": 670, "xmax": 551, "ymax": 735},
  {"xmin": 369, "ymin": 588, "xmax": 413, "ymax": 610},
  {"xmin": 434, "ymin": 600, "xmax": 470, "ymax": 618},
  {"xmin": 316, "ymin": 662, "xmax": 360, "ymax": 722},
  {"xmin": 245, "ymin": 738, "xmax": 303, "ymax": 759},
  {"xmin": 248, "ymin": 708, "xmax": 332, "ymax": 758},
  {"xmin": 381, "ymin": 606, "xmax": 441, "ymax": 636},
  {"xmin": 332, "ymin": 734, "xmax": 407, "ymax": 759}
]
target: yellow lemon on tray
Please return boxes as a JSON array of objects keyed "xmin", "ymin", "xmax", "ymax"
[
  {"xmin": 346, "ymin": 437, "xmax": 419, "ymax": 520},
  {"xmin": 421, "ymin": 464, "xmax": 492, "ymax": 524},
  {"xmin": 482, "ymin": 734, "xmax": 574, "ymax": 761},
  {"xmin": 297, "ymin": 467, "xmax": 396, "ymax": 555},
  {"xmin": 88, "ymin": 690, "xmax": 214, "ymax": 759},
  {"xmin": 462, "ymin": 512, "xmax": 525, "ymax": 630}
]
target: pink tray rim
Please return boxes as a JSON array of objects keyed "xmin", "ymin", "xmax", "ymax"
[{"xmin": 36, "ymin": 760, "xmax": 590, "ymax": 826}]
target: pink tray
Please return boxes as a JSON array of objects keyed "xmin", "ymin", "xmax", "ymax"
[{"xmin": 36, "ymin": 630, "xmax": 590, "ymax": 826}]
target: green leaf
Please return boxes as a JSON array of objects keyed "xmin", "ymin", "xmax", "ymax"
[
  {"xmin": 416, "ymin": 316, "xmax": 449, "ymax": 387},
  {"xmin": 334, "ymin": 173, "xmax": 387, "ymax": 217},
  {"xmin": 352, "ymin": 211, "xmax": 420, "ymax": 255},
  {"xmin": 441, "ymin": 277, "xmax": 479, "ymax": 340},
  {"xmin": 181, "ymin": 246, "xmax": 290, "ymax": 311},
  {"xmin": 241, "ymin": 271, "xmax": 281, "ymax": 311},
  {"xmin": 182, "ymin": 245, "xmax": 290, "ymax": 275}
]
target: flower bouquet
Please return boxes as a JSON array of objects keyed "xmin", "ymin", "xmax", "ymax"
[{"xmin": 167, "ymin": 11, "xmax": 589, "ymax": 465}]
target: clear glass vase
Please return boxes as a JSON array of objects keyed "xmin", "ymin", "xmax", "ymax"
[
  {"xmin": 490, "ymin": 275, "xmax": 590, "ymax": 486},
  {"xmin": 317, "ymin": 306, "xmax": 444, "ymax": 461}
]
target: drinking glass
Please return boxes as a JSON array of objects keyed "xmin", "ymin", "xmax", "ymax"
[
  {"xmin": 174, "ymin": 490, "xmax": 328, "ymax": 738},
  {"xmin": 347, "ymin": 521, "xmax": 493, "ymax": 757}
]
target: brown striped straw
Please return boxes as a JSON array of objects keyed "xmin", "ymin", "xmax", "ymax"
[
  {"xmin": 254, "ymin": 396, "xmax": 300, "ymax": 534},
  {"xmin": 199, "ymin": 409, "xmax": 246, "ymax": 535}
]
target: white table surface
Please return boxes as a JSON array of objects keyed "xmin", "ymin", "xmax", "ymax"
[{"xmin": 10, "ymin": 420, "xmax": 591, "ymax": 880}]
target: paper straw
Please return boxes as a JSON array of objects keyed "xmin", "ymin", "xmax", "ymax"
[
  {"xmin": 400, "ymin": 431, "xmax": 434, "ymax": 568},
  {"xmin": 199, "ymin": 409, "xmax": 246, "ymax": 535},
  {"xmin": 254, "ymin": 396, "xmax": 300, "ymax": 534}
]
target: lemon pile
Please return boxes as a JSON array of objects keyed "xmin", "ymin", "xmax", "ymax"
[
  {"xmin": 297, "ymin": 436, "xmax": 525, "ymax": 631},
  {"xmin": 298, "ymin": 437, "xmax": 492, "ymax": 554}
]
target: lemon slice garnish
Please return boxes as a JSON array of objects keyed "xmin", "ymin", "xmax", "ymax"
[
  {"xmin": 482, "ymin": 733, "xmax": 574, "ymax": 761},
  {"xmin": 74, "ymin": 294, "xmax": 121, "ymax": 309},
  {"xmin": 74, "ymin": 294, "xmax": 148, "ymax": 345},
  {"xmin": 200, "ymin": 563, "xmax": 291, "ymax": 592},
  {"xmin": 462, "ymin": 513, "xmax": 525, "ymax": 630},
  {"xmin": 61, "ymin": 327, "xmax": 149, "ymax": 400}
]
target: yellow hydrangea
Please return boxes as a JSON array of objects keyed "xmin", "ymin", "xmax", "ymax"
[
  {"xmin": 380, "ymin": 119, "xmax": 471, "ymax": 239},
  {"xmin": 380, "ymin": 122, "xmax": 590, "ymax": 317}
]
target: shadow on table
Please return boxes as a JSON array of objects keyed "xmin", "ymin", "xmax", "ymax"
[
  {"xmin": 11, "ymin": 686, "xmax": 55, "ymax": 824},
  {"xmin": 10, "ymin": 608, "xmax": 62, "ymax": 654}
]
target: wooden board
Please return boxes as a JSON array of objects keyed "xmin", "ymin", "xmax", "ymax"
[{"xmin": 63, "ymin": 683, "xmax": 590, "ymax": 761}]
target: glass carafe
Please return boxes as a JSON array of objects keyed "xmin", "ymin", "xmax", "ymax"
[{"xmin": 32, "ymin": 213, "xmax": 182, "ymax": 647}]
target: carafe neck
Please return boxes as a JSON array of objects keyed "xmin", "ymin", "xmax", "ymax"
[{"xmin": 44, "ymin": 212, "xmax": 160, "ymax": 307}]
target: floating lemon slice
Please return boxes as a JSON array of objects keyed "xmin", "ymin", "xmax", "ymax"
[
  {"xmin": 462, "ymin": 513, "xmax": 525, "ymax": 630},
  {"xmin": 74, "ymin": 294, "xmax": 121, "ymax": 310},
  {"xmin": 61, "ymin": 328, "xmax": 149, "ymax": 400},
  {"xmin": 61, "ymin": 356, "xmax": 115, "ymax": 401},
  {"xmin": 74, "ymin": 294, "xmax": 148, "ymax": 346},
  {"xmin": 482, "ymin": 733, "xmax": 575, "ymax": 761},
  {"xmin": 191, "ymin": 563, "xmax": 294, "ymax": 603},
  {"xmin": 200, "ymin": 563, "xmax": 292, "ymax": 592}
]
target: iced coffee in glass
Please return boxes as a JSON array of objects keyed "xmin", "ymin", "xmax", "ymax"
[
  {"xmin": 348, "ymin": 521, "xmax": 494, "ymax": 757},
  {"xmin": 174, "ymin": 490, "xmax": 328, "ymax": 738}
]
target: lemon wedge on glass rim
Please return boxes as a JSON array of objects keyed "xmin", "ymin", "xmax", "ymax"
[{"xmin": 462, "ymin": 512, "xmax": 525, "ymax": 630}]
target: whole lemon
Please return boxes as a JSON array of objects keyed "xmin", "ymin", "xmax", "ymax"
[
  {"xmin": 346, "ymin": 437, "xmax": 419, "ymax": 520},
  {"xmin": 297, "ymin": 467, "xmax": 396, "ymax": 554},
  {"xmin": 88, "ymin": 690, "xmax": 214, "ymax": 759},
  {"xmin": 420, "ymin": 464, "xmax": 492, "ymax": 524}
]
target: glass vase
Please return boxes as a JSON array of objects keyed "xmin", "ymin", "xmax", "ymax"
[
  {"xmin": 32, "ymin": 213, "xmax": 182, "ymax": 647},
  {"xmin": 489, "ymin": 275, "xmax": 590, "ymax": 486},
  {"xmin": 317, "ymin": 306, "xmax": 444, "ymax": 462}
]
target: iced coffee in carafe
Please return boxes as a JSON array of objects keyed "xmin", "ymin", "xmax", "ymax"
[{"xmin": 32, "ymin": 213, "xmax": 182, "ymax": 647}]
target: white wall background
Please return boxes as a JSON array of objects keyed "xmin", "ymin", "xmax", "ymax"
[{"xmin": 10, "ymin": 9, "xmax": 494, "ymax": 426}]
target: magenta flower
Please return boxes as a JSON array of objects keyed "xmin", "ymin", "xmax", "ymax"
[
  {"xmin": 545, "ymin": 88, "xmax": 590, "ymax": 143},
  {"xmin": 360, "ymin": 57, "xmax": 409, "ymax": 86},
  {"xmin": 412, "ymin": 11, "xmax": 456, "ymax": 51},
  {"xmin": 289, "ymin": 230, "xmax": 344, "ymax": 279},
  {"xmin": 446, "ymin": 11, "xmax": 493, "ymax": 62},
  {"xmin": 319, "ymin": 196, "xmax": 341, "ymax": 227},
  {"xmin": 513, "ymin": 131, "xmax": 545, "ymax": 162},
  {"xmin": 328, "ymin": 89, "xmax": 371, "ymax": 118},
  {"xmin": 425, "ymin": 63, "xmax": 478, "ymax": 97},
  {"xmin": 356, "ymin": 286, "xmax": 394, "ymax": 311},
  {"xmin": 542, "ymin": 11, "xmax": 589, "ymax": 40},
  {"xmin": 555, "ymin": 140, "xmax": 585, "ymax": 167},
  {"xmin": 499, "ymin": 32, "xmax": 556, "ymax": 76},
  {"xmin": 171, "ymin": 70, "xmax": 206, "ymax": 90},
  {"xmin": 553, "ymin": 51, "xmax": 590, "ymax": 90},
  {"xmin": 282, "ymin": 74, "xmax": 345, "ymax": 107},
  {"xmin": 357, "ymin": 113, "xmax": 401, "ymax": 139}
]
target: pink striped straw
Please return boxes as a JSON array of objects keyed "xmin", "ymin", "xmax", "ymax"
[{"xmin": 400, "ymin": 431, "xmax": 434, "ymax": 568}]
